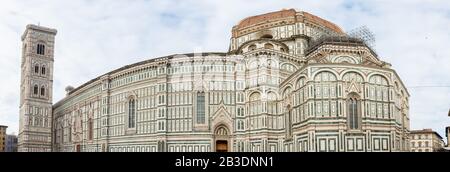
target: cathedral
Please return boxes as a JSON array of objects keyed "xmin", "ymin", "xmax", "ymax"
[{"xmin": 18, "ymin": 9, "xmax": 410, "ymax": 152}]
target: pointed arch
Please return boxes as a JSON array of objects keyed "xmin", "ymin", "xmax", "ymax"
[
  {"xmin": 347, "ymin": 92, "xmax": 361, "ymax": 130},
  {"xmin": 41, "ymin": 64, "xmax": 47, "ymax": 75},
  {"xmin": 33, "ymin": 85, "xmax": 39, "ymax": 95},
  {"xmin": 196, "ymin": 91, "xmax": 206, "ymax": 124},
  {"xmin": 296, "ymin": 76, "xmax": 307, "ymax": 89},
  {"xmin": 37, "ymin": 43, "xmax": 46, "ymax": 55},
  {"xmin": 248, "ymin": 91, "xmax": 262, "ymax": 116},
  {"xmin": 34, "ymin": 64, "xmax": 40, "ymax": 74},
  {"xmin": 283, "ymin": 86, "xmax": 292, "ymax": 98},
  {"xmin": 40, "ymin": 85, "xmax": 46, "ymax": 96},
  {"xmin": 127, "ymin": 96, "xmax": 136, "ymax": 128},
  {"xmin": 215, "ymin": 125, "xmax": 230, "ymax": 136}
]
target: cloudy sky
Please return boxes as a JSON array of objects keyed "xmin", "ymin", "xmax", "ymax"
[{"xmin": 0, "ymin": 0, "xmax": 449, "ymax": 140}]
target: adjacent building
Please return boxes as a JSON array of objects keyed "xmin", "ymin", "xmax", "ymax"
[
  {"xmin": 410, "ymin": 129, "xmax": 444, "ymax": 152},
  {"xmin": 446, "ymin": 127, "xmax": 449, "ymax": 149},
  {"xmin": 6, "ymin": 134, "xmax": 18, "ymax": 152},
  {"xmin": 0, "ymin": 125, "xmax": 7, "ymax": 152},
  {"xmin": 19, "ymin": 9, "xmax": 411, "ymax": 152},
  {"xmin": 446, "ymin": 109, "xmax": 450, "ymax": 150}
]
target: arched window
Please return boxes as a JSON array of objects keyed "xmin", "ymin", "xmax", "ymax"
[
  {"xmin": 34, "ymin": 65, "xmax": 39, "ymax": 74},
  {"xmin": 248, "ymin": 44, "xmax": 256, "ymax": 51},
  {"xmin": 215, "ymin": 126, "xmax": 228, "ymax": 135},
  {"xmin": 196, "ymin": 92, "xmax": 205, "ymax": 124},
  {"xmin": 40, "ymin": 86, "xmax": 45, "ymax": 96},
  {"xmin": 37, "ymin": 44, "xmax": 45, "ymax": 55},
  {"xmin": 128, "ymin": 98, "xmax": 136, "ymax": 128},
  {"xmin": 264, "ymin": 43, "xmax": 274, "ymax": 49},
  {"xmin": 248, "ymin": 92, "xmax": 261, "ymax": 117},
  {"xmin": 41, "ymin": 66, "xmax": 46, "ymax": 75},
  {"xmin": 267, "ymin": 92, "xmax": 277, "ymax": 115},
  {"xmin": 347, "ymin": 93, "xmax": 360, "ymax": 130},
  {"xmin": 33, "ymin": 85, "xmax": 39, "ymax": 95}
]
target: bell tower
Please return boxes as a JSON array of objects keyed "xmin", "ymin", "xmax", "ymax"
[{"xmin": 19, "ymin": 24, "xmax": 57, "ymax": 152}]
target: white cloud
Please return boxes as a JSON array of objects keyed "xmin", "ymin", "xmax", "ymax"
[{"xmin": 0, "ymin": 0, "xmax": 449, "ymax": 141}]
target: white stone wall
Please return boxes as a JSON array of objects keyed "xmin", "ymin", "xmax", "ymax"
[{"xmin": 19, "ymin": 25, "xmax": 57, "ymax": 152}]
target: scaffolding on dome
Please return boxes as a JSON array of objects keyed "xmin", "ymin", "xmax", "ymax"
[{"xmin": 347, "ymin": 25, "xmax": 376, "ymax": 49}]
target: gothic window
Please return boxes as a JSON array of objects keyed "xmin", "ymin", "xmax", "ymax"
[
  {"xmin": 37, "ymin": 44, "xmax": 45, "ymax": 55},
  {"xmin": 215, "ymin": 126, "xmax": 228, "ymax": 135},
  {"xmin": 33, "ymin": 85, "xmax": 39, "ymax": 95},
  {"xmin": 249, "ymin": 92, "xmax": 261, "ymax": 115},
  {"xmin": 347, "ymin": 93, "xmax": 360, "ymax": 130},
  {"xmin": 40, "ymin": 86, "xmax": 45, "ymax": 96},
  {"xmin": 128, "ymin": 97, "xmax": 136, "ymax": 128},
  {"xmin": 41, "ymin": 66, "xmax": 46, "ymax": 75},
  {"xmin": 196, "ymin": 92, "xmax": 205, "ymax": 124},
  {"xmin": 34, "ymin": 65, "xmax": 39, "ymax": 74}
]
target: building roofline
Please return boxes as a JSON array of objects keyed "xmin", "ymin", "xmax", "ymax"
[
  {"xmin": 411, "ymin": 129, "xmax": 444, "ymax": 140},
  {"xmin": 53, "ymin": 52, "xmax": 228, "ymax": 107},
  {"xmin": 22, "ymin": 24, "xmax": 57, "ymax": 40}
]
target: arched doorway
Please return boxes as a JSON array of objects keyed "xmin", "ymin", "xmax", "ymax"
[{"xmin": 214, "ymin": 125, "xmax": 230, "ymax": 152}]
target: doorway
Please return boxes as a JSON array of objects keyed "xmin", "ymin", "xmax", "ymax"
[{"xmin": 216, "ymin": 140, "xmax": 228, "ymax": 152}]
